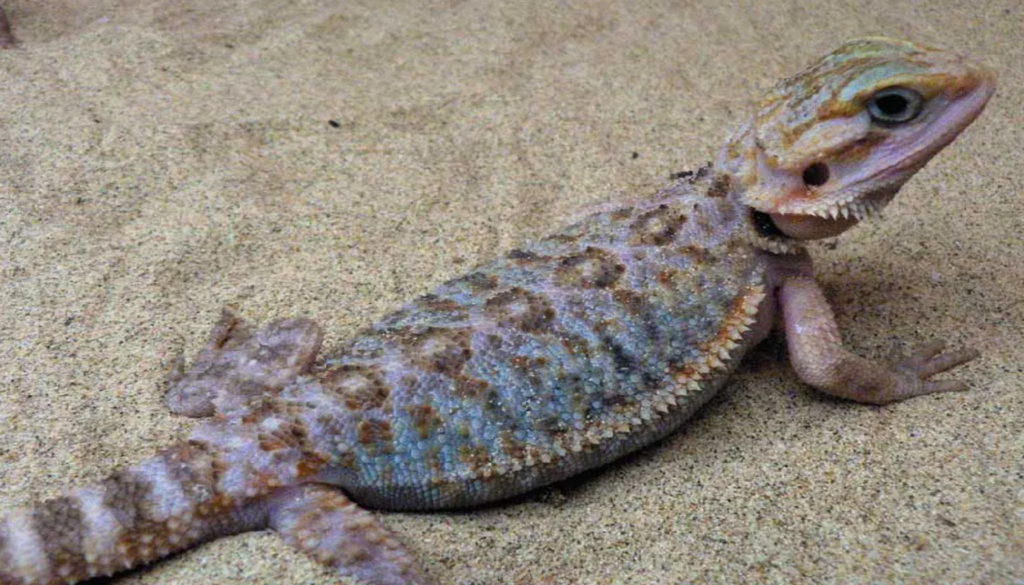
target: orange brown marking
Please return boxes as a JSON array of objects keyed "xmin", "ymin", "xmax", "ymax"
[
  {"xmin": 452, "ymin": 376, "xmax": 490, "ymax": 398},
  {"xmin": 339, "ymin": 450, "xmax": 358, "ymax": 469},
  {"xmin": 33, "ymin": 497, "xmax": 89, "ymax": 581},
  {"xmin": 356, "ymin": 419, "xmax": 393, "ymax": 447},
  {"xmin": 391, "ymin": 327, "xmax": 475, "ymax": 376},
  {"xmin": 610, "ymin": 207, "xmax": 633, "ymax": 221},
  {"xmin": 509, "ymin": 355, "xmax": 531, "ymax": 370},
  {"xmin": 195, "ymin": 493, "xmax": 236, "ymax": 519},
  {"xmin": 407, "ymin": 404, "xmax": 443, "ymax": 440},
  {"xmin": 545, "ymin": 232, "xmax": 583, "ymax": 244},
  {"xmin": 554, "ymin": 247, "xmax": 625, "ymax": 289},
  {"xmin": 836, "ymin": 130, "xmax": 889, "ymax": 163},
  {"xmin": 458, "ymin": 445, "xmax": 494, "ymax": 479},
  {"xmin": 414, "ymin": 294, "xmax": 469, "ymax": 315},
  {"xmin": 460, "ymin": 271, "xmax": 499, "ymax": 290},
  {"xmin": 506, "ymin": 249, "xmax": 549, "ymax": 264},
  {"xmin": 426, "ymin": 446, "xmax": 443, "ymax": 477},
  {"xmin": 258, "ymin": 435, "xmax": 291, "ymax": 452},
  {"xmin": 560, "ymin": 334, "xmax": 591, "ymax": 357},
  {"xmin": 706, "ymin": 174, "xmax": 732, "ymax": 198},
  {"xmin": 259, "ymin": 420, "xmax": 313, "ymax": 453},
  {"xmin": 499, "ymin": 430, "xmax": 527, "ymax": 460},
  {"xmin": 400, "ymin": 326, "xmax": 494, "ymax": 398},
  {"xmin": 677, "ymin": 245, "xmax": 711, "ymax": 265},
  {"xmin": 656, "ymin": 268, "xmax": 680, "ymax": 287},
  {"xmin": 101, "ymin": 471, "xmax": 152, "ymax": 533},
  {"xmin": 612, "ymin": 290, "xmax": 646, "ymax": 314},
  {"xmin": 484, "ymin": 287, "xmax": 556, "ymax": 332},
  {"xmin": 630, "ymin": 204, "xmax": 688, "ymax": 246},
  {"xmin": 321, "ymin": 365, "xmax": 392, "ymax": 412},
  {"xmin": 296, "ymin": 452, "xmax": 331, "ymax": 478}
]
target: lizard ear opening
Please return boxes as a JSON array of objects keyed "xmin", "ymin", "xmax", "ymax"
[{"xmin": 802, "ymin": 163, "xmax": 830, "ymax": 187}]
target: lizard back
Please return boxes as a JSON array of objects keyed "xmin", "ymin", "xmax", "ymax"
[{"xmin": 294, "ymin": 171, "xmax": 768, "ymax": 509}]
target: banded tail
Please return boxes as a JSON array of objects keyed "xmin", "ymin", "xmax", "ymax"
[
  {"xmin": 1, "ymin": 309, "xmax": 429, "ymax": 585},
  {"xmin": 0, "ymin": 439, "xmax": 426, "ymax": 585},
  {"xmin": 0, "ymin": 441, "xmax": 266, "ymax": 585}
]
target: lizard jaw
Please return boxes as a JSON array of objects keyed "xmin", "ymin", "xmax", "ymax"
[
  {"xmin": 767, "ymin": 211, "xmax": 861, "ymax": 241},
  {"xmin": 777, "ymin": 192, "xmax": 891, "ymax": 222},
  {"xmin": 767, "ymin": 185, "xmax": 896, "ymax": 240}
]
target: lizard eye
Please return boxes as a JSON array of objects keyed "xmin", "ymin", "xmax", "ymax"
[{"xmin": 866, "ymin": 87, "xmax": 924, "ymax": 125}]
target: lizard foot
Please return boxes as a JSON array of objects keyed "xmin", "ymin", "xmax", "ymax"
[
  {"xmin": 165, "ymin": 308, "xmax": 323, "ymax": 417},
  {"xmin": 270, "ymin": 484, "xmax": 431, "ymax": 585},
  {"xmin": 890, "ymin": 340, "xmax": 980, "ymax": 400}
]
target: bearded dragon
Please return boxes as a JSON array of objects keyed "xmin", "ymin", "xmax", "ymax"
[{"xmin": 0, "ymin": 38, "xmax": 996, "ymax": 585}]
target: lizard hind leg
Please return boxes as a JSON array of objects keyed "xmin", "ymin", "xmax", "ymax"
[
  {"xmin": 165, "ymin": 308, "xmax": 324, "ymax": 417},
  {"xmin": 269, "ymin": 484, "xmax": 430, "ymax": 585}
]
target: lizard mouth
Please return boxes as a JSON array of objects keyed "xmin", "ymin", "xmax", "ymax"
[
  {"xmin": 748, "ymin": 209, "xmax": 804, "ymax": 253},
  {"xmin": 767, "ymin": 209, "xmax": 861, "ymax": 240},
  {"xmin": 785, "ymin": 180, "xmax": 899, "ymax": 217},
  {"xmin": 775, "ymin": 185, "xmax": 895, "ymax": 221},
  {"xmin": 763, "ymin": 183, "xmax": 900, "ymax": 241}
]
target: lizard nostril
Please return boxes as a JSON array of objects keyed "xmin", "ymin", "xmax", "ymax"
[{"xmin": 802, "ymin": 163, "xmax": 830, "ymax": 187}]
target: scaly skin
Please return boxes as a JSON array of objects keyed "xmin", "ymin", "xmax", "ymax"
[{"xmin": 0, "ymin": 39, "xmax": 996, "ymax": 585}]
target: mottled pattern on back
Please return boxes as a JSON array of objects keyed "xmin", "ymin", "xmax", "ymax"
[{"xmin": 301, "ymin": 174, "xmax": 766, "ymax": 508}]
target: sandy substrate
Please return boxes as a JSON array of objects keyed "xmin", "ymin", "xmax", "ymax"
[{"xmin": 0, "ymin": 1, "xmax": 1021, "ymax": 583}]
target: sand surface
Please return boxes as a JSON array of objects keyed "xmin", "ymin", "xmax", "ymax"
[{"xmin": 1, "ymin": 1, "xmax": 1021, "ymax": 583}]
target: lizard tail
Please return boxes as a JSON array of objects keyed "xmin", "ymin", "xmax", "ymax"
[{"xmin": 0, "ymin": 439, "xmax": 286, "ymax": 585}]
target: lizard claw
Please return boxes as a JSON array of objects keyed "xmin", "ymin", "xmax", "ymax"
[{"xmin": 892, "ymin": 340, "xmax": 980, "ymax": 397}]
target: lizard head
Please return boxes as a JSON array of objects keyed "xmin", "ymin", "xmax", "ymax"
[{"xmin": 718, "ymin": 38, "xmax": 996, "ymax": 241}]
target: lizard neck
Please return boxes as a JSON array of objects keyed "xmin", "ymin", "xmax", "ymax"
[
  {"xmin": 707, "ymin": 134, "xmax": 805, "ymax": 256},
  {"xmin": 715, "ymin": 118, "xmax": 758, "ymax": 195}
]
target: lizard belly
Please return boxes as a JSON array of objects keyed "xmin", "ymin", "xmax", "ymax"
[{"xmin": 301, "ymin": 184, "xmax": 768, "ymax": 510}]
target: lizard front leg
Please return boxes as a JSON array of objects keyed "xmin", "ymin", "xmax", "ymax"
[
  {"xmin": 165, "ymin": 309, "xmax": 323, "ymax": 417},
  {"xmin": 778, "ymin": 276, "xmax": 979, "ymax": 404}
]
